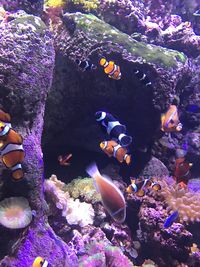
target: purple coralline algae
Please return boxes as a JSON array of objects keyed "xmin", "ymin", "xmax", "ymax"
[
  {"xmin": 0, "ymin": 0, "xmax": 44, "ymax": 16},
  {"xmin": 0, "ymin": 9, "xmax": 78, "ymax": 267},
  {"xmin": 0, "ymin": 0, "xmax": 200, "ymax": 266}
]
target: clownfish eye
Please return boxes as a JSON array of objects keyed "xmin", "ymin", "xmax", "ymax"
[{"xmin": 170, "ymin": 119, "xmax": 174, "ymax": 124}]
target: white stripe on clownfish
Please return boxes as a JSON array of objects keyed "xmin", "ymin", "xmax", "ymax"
[
  {"xmin": 118, "ymin": 133, "xmax": 126, "ymax": 142},
  {"xmin": 96, "ymin": 111, "xmax": 106, "ymax": 121},
  {"xmin": 165, "ymin": 109, "xmax": 177, "ymax": 127},
  {"xmin": 43, "ymin": 260, "xmax": 49, "ymax": 267},
  {"xmin": 11, "ymin": 163, "xmax": 22, "ymax": 172},
  {"xmin": 1, "ymin": 143, "xmax": 24, "ymax": 156},
  {"xmin": 0, "ymin": 125, "xmax": 10, "ymax": 136},
  {"xmin": 109, "ymin": 64, "xmax": 118, "ymax": 76},
  {"xmin": 107, "ymin": 121, "xmax": 121, "ymax": 135},
  {"xmin": 113, "ymin": 144, "xmax": 121, "ymax": 157}
]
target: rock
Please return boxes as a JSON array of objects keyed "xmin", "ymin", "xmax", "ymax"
[
  {"xmin": 43, "ymin": 12, "xmax": 189, "ymax": 158},
  {"xmin": 0, "ymin": 0, "xmax": 44, "ymax": 16},
  {"xmin": 139, "ymin": 156, "xmax": 169, "ymax": 179},
  {"xmin": 0, "ymin": 11, "xmax": 77, "ymax": 266}
]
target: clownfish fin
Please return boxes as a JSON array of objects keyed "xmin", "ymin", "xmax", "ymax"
[{"xmin": 136, "ymin": 189, "xmax": 145, "ymax": 197}]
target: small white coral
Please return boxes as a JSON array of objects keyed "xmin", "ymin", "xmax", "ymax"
[
  {"xmin": 44, "ymin": 174, "xmax": 69, "ymax": 216},
  {"xmin": 44, "ymin": 175, "xmax": 95, "ymax": 227},
  {"xmin": 65, "ymin": 198, "xmax": 94, "ymax": 227},
  {"xmin": 0, "ymin": 197, "xmax": 32, "ymax": 229}
]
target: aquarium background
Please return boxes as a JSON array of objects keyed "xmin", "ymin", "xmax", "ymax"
[{"xmin": 0, "ymin": 0, "xmax": 199, "ymax": 266}]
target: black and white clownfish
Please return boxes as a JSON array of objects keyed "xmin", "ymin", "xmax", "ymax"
[
  {"xmin": 126, "ymin": 177, "xmax": 161, "ymax": 197},
  {"xmin": 95, "ymin": 111, "xmax": 132, "ymax": 147},
  {"xmin": 133, "ymin": 69, "xmax": 152, "ymax": 87},
  {"xmin": 0, "ymin": 109, "xmax": 25, "ymax": 181},
  {"xmin": 99, "ymin": 58, "xmax": 121, "ymax": 80},
  {"xmin": 75, "ymin": 59, "xmax": 96, "ymax": 71},
  {"xmin": 32, "ymin": 256, "xmax": 50, "ymax": 267},
  {"xmin": 100, "ymin": 140, "xmax": 131, "ymax": 165}
]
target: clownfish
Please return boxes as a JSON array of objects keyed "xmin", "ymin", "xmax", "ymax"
[
  {"xmin": 86, "ymin": 162, "xmax": 126, "ymax": 223},
  {"xmin": 58, "ymin": 153, "xmax": 72, "ymax": 166},
  {"xmin": 161, "ymin": 105, "xmax": 182, "ymax": 132},
  {"xmin": 75, "ymin": 59, "xmax": 96, "ymax": 71},
  {"xmin": 0, "ymin": 110, "xmax": 24, "ymax": 181},
  {"xmin": 126, "ymin": 177, "xmax": 161, "ymax": 197},
  {"xmin": 99, "ymin": 58, "xmax": 121, "ymax": 80},
  {"xmin": 133, "ymin": 69, "xmax": 152, "ymax": 87},
  {"xmin": 95, "ymin": 111, "xmax": 132, "ymax": 147},
  {"xmin": 190, "ymin": 243, "xmax": 199, "ymax": 255},
  {"xmin": 32, "ymin": 256, "xmax": 50, "ymax": 267},
  {"xmin": 100, "ymin": 140, "xmax": 131, "ymax": 165},
  {"xmin": 173, "ymin": 157, "xmax": 192, "ymax": 187},
  {"xmin": 164, "ymin": 211, "xmax": 179, "ymax": 228}
]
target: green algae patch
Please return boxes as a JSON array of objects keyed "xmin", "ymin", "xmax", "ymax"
[
  {"xmin": 10, "ymin": 14, "xmax": 47, "ymax": 34},
  {"xmin": 68, "ymin": 12, "xmax": 187, "ymax": 68}
]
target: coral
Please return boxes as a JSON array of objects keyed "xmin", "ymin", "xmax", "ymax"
[
  {"xmin": 65, "ymin": 198, "xmax": 94, "ymax": 227},
  {"xmin": 65, "ymin": 177, "xmax": 101, "ymax": 203},
  {"xmin": 44, "ymin": 0, "xmax": 65, "ymax": 7},
  {"xmin": 160, "ymin": 180, "xmax": 200, "ymax": 223},
  {"xmin": 0, "ymin": 0, "xmax": 44, "ymax": 16},
  {"xmin": 44, "ymin": 174, "xmax": 69, "ymax": 216},
  {"xmin": 0, "ymin": 197, "xmax": 32, "ymax": 229},
  {"xmin": 98, "ymin": 0, "xmax": 146, "ymax": 34},
  {"xmin": 44, "ymin": 175, "xmax": 95, "ymax": 227},
  {"xmin": 70, "ymin": 0, "xmax": 99, "ymax": 13},
  {"xmin": 79, "ymin": 241, "xmax": 134, "ymax": 267}
]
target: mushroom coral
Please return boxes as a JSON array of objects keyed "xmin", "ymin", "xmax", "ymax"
[
  {"xmin": 0, "ymin": 197, "xmax": 32, "ymax": 229},
  {"xmin": 160, "ymin": 180, "xmax": 200, "ymax": 223}
]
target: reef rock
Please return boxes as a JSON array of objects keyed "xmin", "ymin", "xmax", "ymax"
[
  {"xmin": 0, "ymin": 10, "xmax": 77, "ymax": 266},
  {"xmin": 43, "ymin": 12, "xmax": 189, "ymax": 158},
  {"xmin": 0, "ymin": 0, "xmax": 44, "ymax": 16}
]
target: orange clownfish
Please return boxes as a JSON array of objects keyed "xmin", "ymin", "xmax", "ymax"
[
  {"xmin": 86, "ymin": 162, "xmax": 126, "ymax": 223},
  {"xmin": 100, "ymin": 140, "xmax": 131, "ymax": 165},
  {"xmin": 190, "ymin": 243, "xmax": 199, "ymax": 255},
  {"xmin": 0, "ymin": 110, "xmax": 24, "ymax": 181},
  {"xmin": 127, "ymin": 177, "xmax": 161, "ymax": 197},
  {"xmin": 58, "ymin": 153, "xmax": 72, "ymax": 166},
  {"xmin": 99, "ymin": 58, "xmax": 121, "ymax": 80},
  {"xmin": 173, "ymin": 157, "xmax": 192, "ymax": 187},
  {"xmin": 161, "ymin": 105, "xmax": 182, "ymax": 132},
  {"xmin": 32, "ymin": 256, "xmax": 50, "ymax": 267}
]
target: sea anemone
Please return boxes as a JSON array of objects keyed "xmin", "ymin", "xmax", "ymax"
[
  {"xmin": 160, "ymin": 180, "xmax": 200, "ymax": 223},
  {"xmin": 0, "ymin": 197, "xmax": 32, "ymax": 229}
]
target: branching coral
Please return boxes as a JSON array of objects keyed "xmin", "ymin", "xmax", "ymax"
[
  {"xmin": 44, "ymin": 175, "xmax": 95, "ymax": 227},
  {"xmin": 160, "ymin": 179, "xmax": 200, "ymax": 223}
]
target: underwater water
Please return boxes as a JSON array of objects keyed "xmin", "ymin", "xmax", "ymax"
[{"xmin": 0, "ymin": 0, "xmax": 200, "ymax": 266}]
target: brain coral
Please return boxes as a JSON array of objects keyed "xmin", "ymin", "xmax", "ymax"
[{"xmin": 160, "ymin": 180, "xmax": 200, "ymax": 223}]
